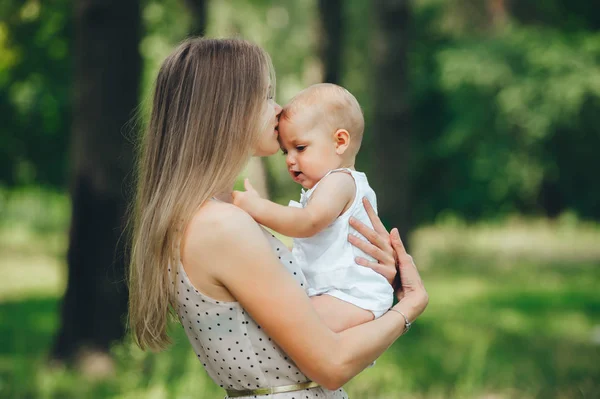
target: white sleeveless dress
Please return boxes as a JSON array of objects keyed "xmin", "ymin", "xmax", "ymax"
[
  {"xmin": 175, "ymin": 228, "xmax": 349, "ymax": 399},
  {"xmin": 288, "ymin": 169, "xmax": 394, "ymax": 318}
]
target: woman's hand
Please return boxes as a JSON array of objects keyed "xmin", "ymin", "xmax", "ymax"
[
  {"xmin": 348, "ymin": 197, "xmax": 397, "ymax": 286},
  {"xmin": 348, "ymin": 197, "xmax": 428, "ymax": 322},
  {"xmin": 390, "ymin": 228, "xmax": 428, "ymax": 322}
]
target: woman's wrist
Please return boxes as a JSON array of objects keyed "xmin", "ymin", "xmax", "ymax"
[
  {"xmin": 388, "ymin": 307, "xmax": 412, "ymax": 334},
  {"xmin": 391, "ymin": 296, "xmax": 426, "ymax": 326}
]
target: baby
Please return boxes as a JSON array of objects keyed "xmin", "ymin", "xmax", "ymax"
[{"xmin": 233, "ymin": 83, "xmax": 393, "ymax": 331}]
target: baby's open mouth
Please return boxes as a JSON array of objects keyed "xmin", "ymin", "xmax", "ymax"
[{"xmin": 292, "ymin": 171, "xmax": 302, "ymax": 178}]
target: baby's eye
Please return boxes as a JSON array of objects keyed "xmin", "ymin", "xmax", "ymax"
[
  {"xmin": 296, "ymin": 145, "xmax": 306, "ymax": 152},
  {"xmin": 280, "ymin": 148, "xmax": 288, "ymax": 155}
]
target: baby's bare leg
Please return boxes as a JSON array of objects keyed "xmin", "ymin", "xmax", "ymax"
[{"xmin": 310, "ymin": 294, "xmax": 374, "ymax": 333}]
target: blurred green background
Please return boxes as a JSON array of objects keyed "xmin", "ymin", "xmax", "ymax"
[{"xmin": 1, "ymin": 0, "xmax": 599, "ymax": 398}]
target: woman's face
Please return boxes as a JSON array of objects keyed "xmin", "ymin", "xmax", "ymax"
[{"xmin": 254, "ymin": 96, "xmax": 283, "ymax": 157}]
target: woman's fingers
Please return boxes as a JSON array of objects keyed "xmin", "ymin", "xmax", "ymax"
[
  {"xmin": 348, "ymin": 204, "xmax": 397, "ymax": 287},
  {"xmin": 391, "ymin": 228, "xmax": 418, "ymax": 285},
  {"xmin": 391, "ymin": 228, "xmax": 427, "ymax": 290},
  {"xmin": 390, "ymin": 227, "xmax": 408, "ymax": 259},
  {"xmin": 389, "ymin": 228, "xmax": 429, "ymax": 320},
  {"xmin": 348, "ymin": 234, "xmax": 394, "ymax": 266},
  {"xmin": 362, "ymin": 197, "xmax": 388, "ymax": 236},
  {"xmin": 358, "ymin": 198, "xmax": 396, "ymax": 263},
  {"xmin": 349, "ymin": 216, "xmax": 387, "ymax": 252},
  {"xmin": 355, "ymin": 256, "xmax": 396, "ymax": 285}
]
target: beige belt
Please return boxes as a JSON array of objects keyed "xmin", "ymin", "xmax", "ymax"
[{"xmin": 226, "ymin": 381, "xmax": 320, "ymax": 397}]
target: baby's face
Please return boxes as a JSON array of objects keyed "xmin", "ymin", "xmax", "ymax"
[{"xmin": 278, "ymin": 113, "xmax": 343, "ymax": 189}]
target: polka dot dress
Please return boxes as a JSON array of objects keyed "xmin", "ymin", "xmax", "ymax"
[{"xmin": 176, "ymin": 228, "xmax": 348, "ymax": 399}]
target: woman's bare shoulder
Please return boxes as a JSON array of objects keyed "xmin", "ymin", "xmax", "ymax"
[
  {"xmin": 184, "ymin": 200, "xmax": 266, "ymax": 257},
  {"xmin": 181, "ymin": 201, "xmax": 271, "ymax": 298}
]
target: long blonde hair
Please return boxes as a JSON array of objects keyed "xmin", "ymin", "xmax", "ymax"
[{"xmin": 128, "ymin": 38, "xmax": 274, "ymax": 351}]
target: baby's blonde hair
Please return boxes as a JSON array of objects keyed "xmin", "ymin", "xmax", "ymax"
[{"xmin": 282, "ymin": 83, "xmax": 364, "ymax": 155}]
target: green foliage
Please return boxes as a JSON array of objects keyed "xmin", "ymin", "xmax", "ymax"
[
  {"xmin": 0, "ymin": 0, "xmax": 71, "ymax": 187},
  {"xmin": 0, "ymin": 0, "xmax": 599, "ymax": 222},
  {"xmin": 409, "ymin": 1, "xmax": 600, "ymax": 222},
  {"xmin": 1, "ymin": 190, "xmax": 599, "ymax": 398}
]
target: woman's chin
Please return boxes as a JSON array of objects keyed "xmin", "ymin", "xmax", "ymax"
[{"xmin": 254, "ymin": 144, "xmax": 280, "ymax": 157}]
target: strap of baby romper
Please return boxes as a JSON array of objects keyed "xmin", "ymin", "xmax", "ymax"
[
  {"xmin": 324, "ymin": 167, "xmax": 353, "ymax": 177},
  {"xmin": 299, "ymin": 168, "xmax": 355, "ymax": 206}
]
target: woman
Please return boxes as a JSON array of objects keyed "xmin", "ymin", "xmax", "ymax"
[{"xmin": 128, "ymin": 38, "xmax": 428, "ymax": 398}]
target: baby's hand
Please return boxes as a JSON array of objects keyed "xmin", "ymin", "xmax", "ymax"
[{"xmin": 232, "ymin": 178, "xmax": 263, "ymax": 215}]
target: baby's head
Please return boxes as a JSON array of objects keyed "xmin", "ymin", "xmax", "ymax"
[{"xmin": 278, "ymin": 83, "xmax": 364, "ymax": 189}]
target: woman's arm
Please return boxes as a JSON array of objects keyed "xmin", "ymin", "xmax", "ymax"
[{"xmin": 185, "ymin": 202, "xmax": 427, "ymax": 390}]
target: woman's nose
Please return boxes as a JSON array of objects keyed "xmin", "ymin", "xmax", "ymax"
[{"xmin": 274, "ymin": 102, "xmax": 283, "ymax": 117}]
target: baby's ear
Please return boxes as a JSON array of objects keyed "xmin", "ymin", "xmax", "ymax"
[{"xmin": 334, "ymin": 129, "xmax": 350, "ymax": 155}]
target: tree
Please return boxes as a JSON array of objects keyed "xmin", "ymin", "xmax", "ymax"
[
  {"xmin": 51, "ymin": 0, "xmax": 141, "ymax": 366},
  {"xmin": 488, "ymin": 0, "xmax": 508, "ymax": 29},
  {"xmin": 0, "ymin": 0, "xmax": 72, "ymax": 188},
  {"xmin": 318, "ymin": 0, "xmax": 343, "ymax": 84},
  {"xmin": 183, "ymin": 0, "xmax": 208, "ymax": 37},
  {"xmin": 370, "ymin": 0, "xmax": 413, "ymax": 244}
]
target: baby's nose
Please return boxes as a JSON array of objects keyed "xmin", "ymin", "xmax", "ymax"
[{"xmin": 286, "ymin": 154, "xmax": 295, "ymax": 166}]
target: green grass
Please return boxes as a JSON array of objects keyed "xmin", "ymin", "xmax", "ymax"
[{"xmin": 1, "ymin": 188, "xmax": 599, "ymax": 398}]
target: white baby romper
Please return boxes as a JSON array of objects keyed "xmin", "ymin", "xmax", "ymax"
[{"xmin": 289, "ymin": 168, "xmax": 394, "ymax": 318}]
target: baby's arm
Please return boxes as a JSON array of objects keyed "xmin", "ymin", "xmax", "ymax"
[
  {"xmin": 310, "ymin": 295, "xmax": 374, "ymax": 332},
  {"xmin": 233, "ymin": 172, "xmax": 355, "ymax": 238}
]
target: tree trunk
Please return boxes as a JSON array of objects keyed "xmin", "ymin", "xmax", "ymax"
[
  {"xmin": 487, "ymin": 0, "xmax": 508, "ymax": 29},
  {"xmin": 370, "ymin": 0, "xmax": 413, "ymax": 246},
  {"xmin": 184, "ymin": 0, "xmax": 208, "ymax": 37},
  {"xmin": 51, "ymin": 0, "xmax": 141, "ymax": 363},
  {"xmin": 318, "ymin": 0, "xmax": 343, "ymax": 84}
]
